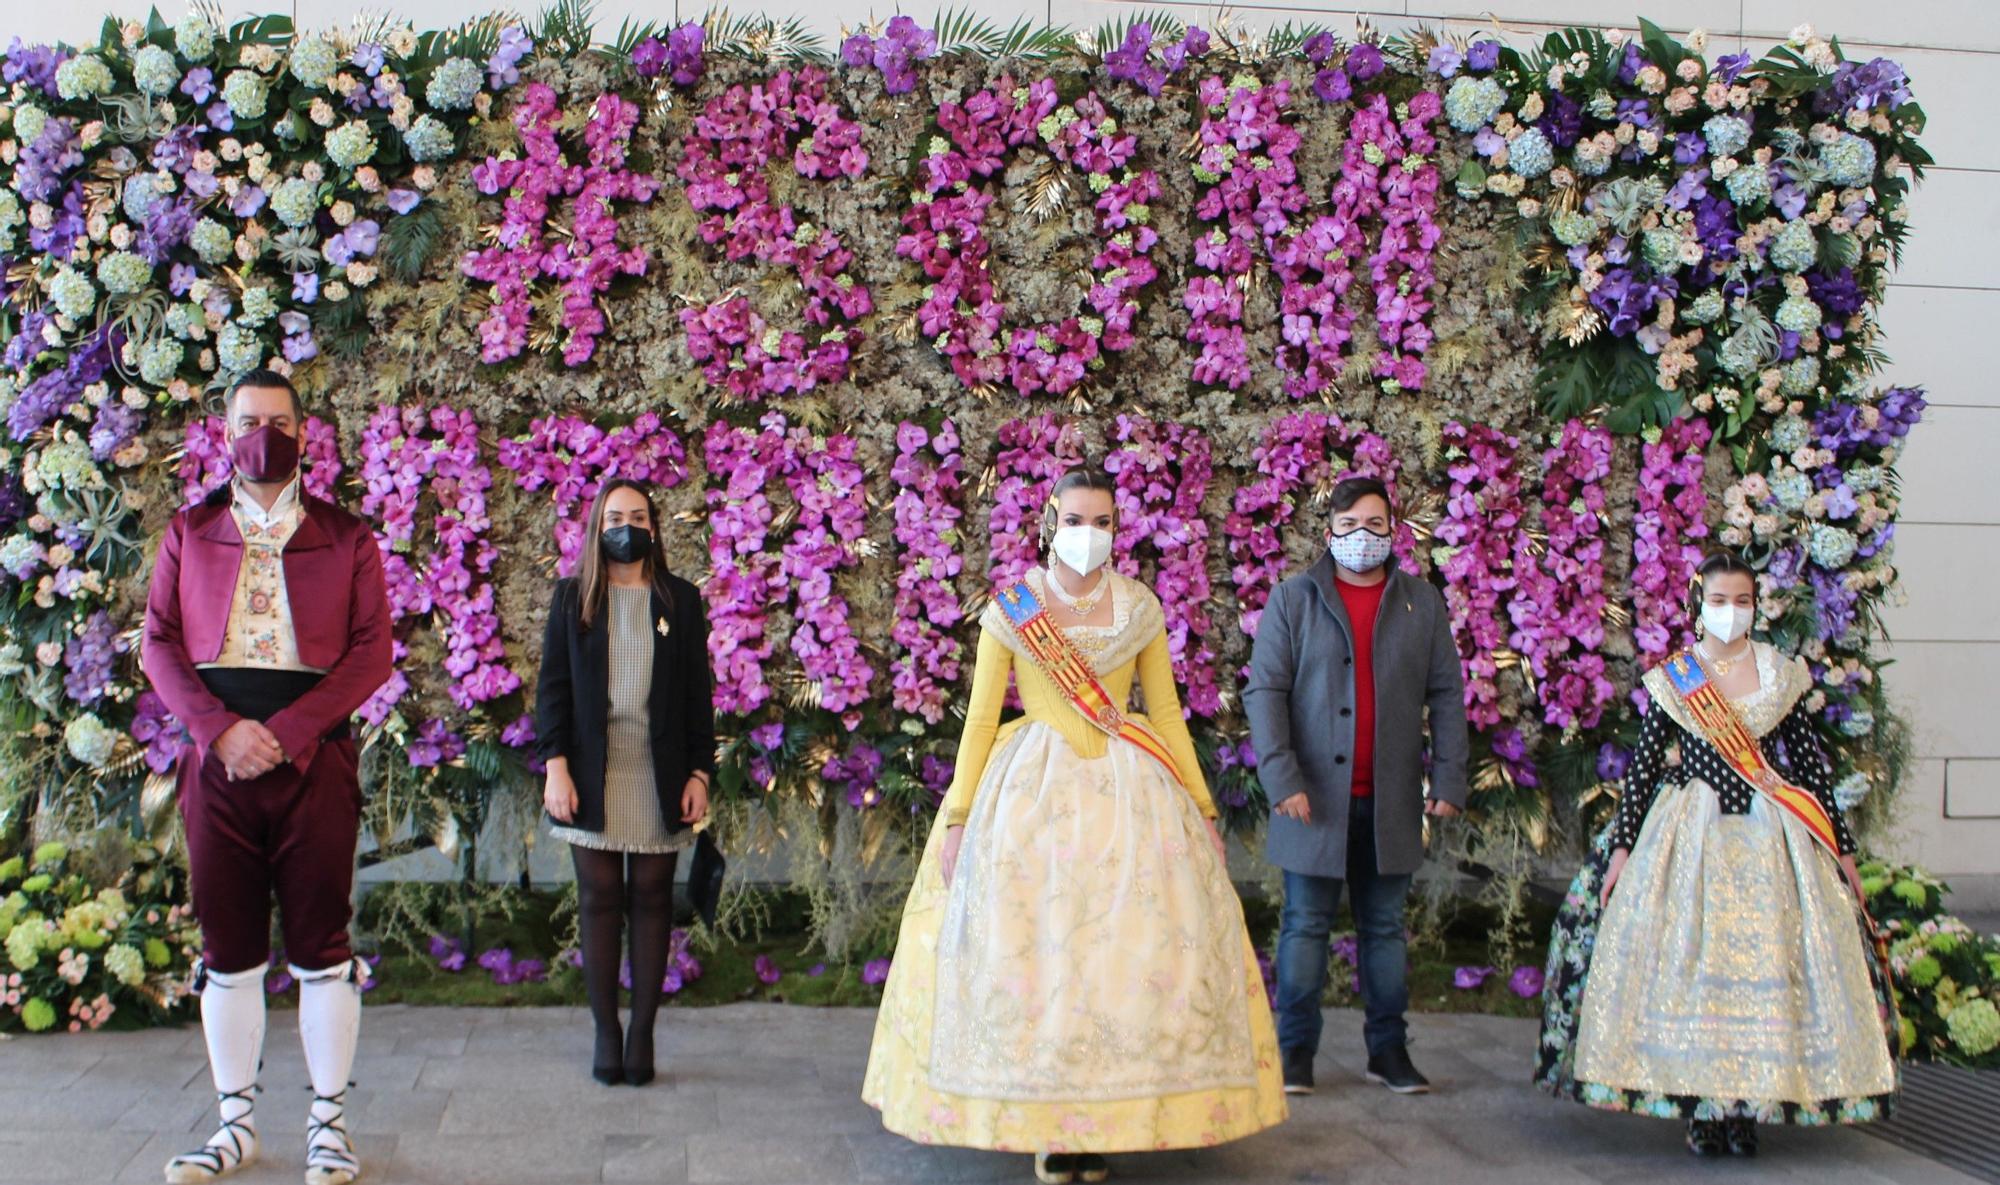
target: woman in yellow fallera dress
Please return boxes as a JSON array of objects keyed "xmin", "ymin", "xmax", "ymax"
[{"xmin": 863, "ymin": 466, "xmax": 1288, "ymax": 1184}]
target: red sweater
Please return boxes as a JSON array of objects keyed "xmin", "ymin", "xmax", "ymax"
[{"xmin": 1335, "ymin": 577, "xmax": 1386, "ymax": 797}]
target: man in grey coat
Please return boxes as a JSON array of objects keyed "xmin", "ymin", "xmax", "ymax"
[{"xmin": 1245, "ymin": 476, "xmax": 1470, "ymax": 1096}]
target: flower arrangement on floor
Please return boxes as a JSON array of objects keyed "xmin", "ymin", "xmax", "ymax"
[
  {"xmin": 0, "ymin": 837, "xmax": 199, "ymax": 1032},
  {"xmin": 0, "ymin": 10, "xmax": 1952, "ymax": 990},
  {"xmin": 1860, "ymin": 861, "xmax": 2000, "ymax": 1068}
]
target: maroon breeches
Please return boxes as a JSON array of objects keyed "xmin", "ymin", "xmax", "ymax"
[{"xmin": 177, "ymin": 737, "xmax": 362, "ymax": 974}]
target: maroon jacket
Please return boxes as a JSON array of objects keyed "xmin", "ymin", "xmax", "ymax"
[{"xmin": 142, "ymin": 487, "xmax": 392, "ymax": 773}]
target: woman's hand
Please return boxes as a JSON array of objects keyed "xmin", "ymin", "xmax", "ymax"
[
  {"xmin": 1839, "ymin": 853, "xmax": 1867, "ymax": 905},
  {"xmin": 940, "ymin": 825, "xmax": 965, "ymax": 887},
  {"xmin": 543, "ymin": 759, "xmax": 578, "ymax": 823},
  {"xmin": 681, "ymin": 774, "xmax": 710, "ymax": 825},
  {"xmin": 1600, "ymin": 847, "xmax": 1629, "ymax": 907},
  {"xmin": 1203, "ymin": 816, "xmax": 1227, "ymax": 860}
]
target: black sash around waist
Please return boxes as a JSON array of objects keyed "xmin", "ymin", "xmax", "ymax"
[{"xmin": 197, "ymin": 667, "xmax": 349, "ymax": 742}]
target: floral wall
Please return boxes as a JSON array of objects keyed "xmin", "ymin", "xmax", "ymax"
[{"xmin": 0, "ymin": 12, "xmax": 1932, "ymax": 891}]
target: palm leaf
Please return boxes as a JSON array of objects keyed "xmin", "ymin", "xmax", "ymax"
[
  {"xmin": 993, "ymin": 20, "xmax": 1076, "ymax": 60},
  {"xmin": 931, "ymin": 7, "xmax": 1005, "ymax": 55},
  {"xmin": 1089, "ymin": 10, "xmax": 1182, "ymax": 58},
  {"xmin": 227, "ymin": 13, "xmax": 295, "ymax": 45},
  {"xmin": 535, "ymin": 0, "xmax": 599, "ymax": 57},
  {"xmin": 607, "ymin": 16, "xmax": 663, "ymax": 55},
  {"xmin": 700, "ymin": 7, "xmax": 828, "ymax": 62},
  {"xmin": 1261, "ymin": 21, "xmax": 1338, "ymax": 57},
  {"xmin": 382, "ymin": 203, "xmax": 446, "ymax": 285}
]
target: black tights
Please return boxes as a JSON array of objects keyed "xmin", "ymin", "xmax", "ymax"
[{"xmin": 571, "ymin": 847, "xmax": 678, "ymax": 1059}]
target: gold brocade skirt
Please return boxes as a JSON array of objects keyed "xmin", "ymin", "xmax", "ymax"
[
  {"xmin": 1573, "ymin": 781, "xmax": 1896, "ymax": 1107},
  {"xmin": 861, "ymin": 722, "xmax": 1288, "ymax": 1152}
]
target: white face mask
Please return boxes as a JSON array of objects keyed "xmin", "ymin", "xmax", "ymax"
[
  {"xmin": 1328, "ymin": 527, "xmax": 1394, "ymax": 573},
  {"xmin": 1701, "ymin": 603, "xmax": 1754, "ymax": 645},
  {"xmin": 1050, "ymin": 525, "xmax": 1114, "ymax": 577}
]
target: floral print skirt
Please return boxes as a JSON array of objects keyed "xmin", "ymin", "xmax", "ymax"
[
  {"xmin": 862, "ymin": 722, "xmax": 1287, "ymax": 1152},
  {"xmin": 1535, "ymin": 783, "xmax": 1898, "ymax": 1124}
]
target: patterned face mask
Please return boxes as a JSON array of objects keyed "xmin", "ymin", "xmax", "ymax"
[{"xmin": 1328, "ymin": 527, "xmax": 1393, "ymax": 573}]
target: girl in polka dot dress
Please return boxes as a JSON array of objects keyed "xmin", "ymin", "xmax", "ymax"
[{"xmin": 1534, "ymin": 550, "xmax": 1896, "ymax": 1157}]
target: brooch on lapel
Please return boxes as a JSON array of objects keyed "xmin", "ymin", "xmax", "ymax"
[{"xmin": 656, "ymin": 617, "xmax": 671, "ymax": 637}]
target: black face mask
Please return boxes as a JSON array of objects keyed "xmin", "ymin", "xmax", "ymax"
[{"xmin": 600, "ymin": 524, "xmax": 653, "ymax": 565}]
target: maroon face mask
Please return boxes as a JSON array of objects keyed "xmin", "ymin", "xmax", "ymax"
[{"xmin": 230, "ymin": 424, "xmax": 301, "ymax": 483}]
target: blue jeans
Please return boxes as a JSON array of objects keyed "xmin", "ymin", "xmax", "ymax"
[{"xmin": 1273, "ymin": 798, "xmax": 1413, "ymax": 1058}]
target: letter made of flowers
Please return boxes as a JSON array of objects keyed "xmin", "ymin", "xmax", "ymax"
[
  {"xmin": 462, "ymin": 84, "xmax": 658, "ymax": 367},
  {"xmin": 676, "ymin": 67, "xmax": 872, "ymax": 399},
  {"xmin": 1509, "ymin": 420, "xmax": 1617, "ymax": 730},
  {"xmin": 178, "ymin": 414, "xmax": 342, "ymax": 506},
  {"xmin": 1629, "ymin": 415, "xmax": 1712, "ymax": 666},
  {"xmin": 495, "ymin": 412, "xmax": 688, "ymax": 574},
  {"xmin": 889, "ymin": 419, "xmax": 966, "ymax": 725},
  {"xmin": 1431, "ymin": 421, "xmax": 1525, "ymax": 731},
  {"xmin": 900, "ymin": 77, "xmax": 1164, "ymax": 397}
]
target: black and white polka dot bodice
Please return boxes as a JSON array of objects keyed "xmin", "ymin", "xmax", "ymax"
[{"xmin": 1609, "ymin": 645, "xmax": 1856, "ymax": 856}]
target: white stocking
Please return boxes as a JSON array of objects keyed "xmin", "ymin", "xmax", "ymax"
[
  {"xmin": 164, "ymin": 962, "xmax": 266, "ymax": 1184},
  {"xmin": 294, "ymin": 958, "xmax": 365, "ymax": 1185}
]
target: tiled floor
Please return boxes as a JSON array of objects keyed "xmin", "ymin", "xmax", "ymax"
[{"xmin": 0, "ymin": 1004, "xmax": 1976, "ymax": 1184}]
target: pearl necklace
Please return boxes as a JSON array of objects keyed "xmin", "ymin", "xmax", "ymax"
[{"xmin": 1046, "ymin": 567, "xmax": 1109, "ymax": 616}]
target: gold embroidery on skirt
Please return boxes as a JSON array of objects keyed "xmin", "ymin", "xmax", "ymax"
[{"xmin": 1575, "ymin": 781, "xmax": 1895, "ymax": 1104}]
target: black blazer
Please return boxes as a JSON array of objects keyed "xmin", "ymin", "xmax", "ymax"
[{"xmin": 534, "ymin": 575, "xmax": 718, "ymax": 834}]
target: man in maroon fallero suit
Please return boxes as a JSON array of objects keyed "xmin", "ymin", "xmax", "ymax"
[{"xmin": 143, "ymin": 370, "xmax": 389, "ymax": 1185}]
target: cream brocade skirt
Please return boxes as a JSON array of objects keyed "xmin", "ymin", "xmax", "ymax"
[
  {"xmin": 862, "ymin": 721, "xmax": 1288, "ymax": 1152},
  {"xmin": 1574, "ymin": 780, "xmax": 1896, "ymax": 1106}
]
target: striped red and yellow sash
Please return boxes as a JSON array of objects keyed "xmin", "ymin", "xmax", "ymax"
[{"xmin": 994, "ymin": 580, "xmax": 1186, "ymax": 790}]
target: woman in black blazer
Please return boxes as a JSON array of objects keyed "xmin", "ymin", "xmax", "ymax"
[{"xmin": 536, "ymin": 478, "xmax": 716, "ymax": 1086}]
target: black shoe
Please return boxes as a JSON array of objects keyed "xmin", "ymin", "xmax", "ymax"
[
  {"xmin": 1686, "ymin": 1119, "xmax": 1726, "ymax": 1157},
  {"xmin": 1724, "ymin": 1117, "xmax": 1758, "ymax": 1157},
  {"xmin": 1281, "ymin": 1046, "xmax": 1315, "ymax": 1095},
  {"xmin": 592, "ymin": 1025, "xmax": 625, "ymax": 1085},
  {"xmin": 1364, "ymin": 1046, "xmax": 1431, "ymax": 1094},
  {"xmin": 1034, "ymin": 1152, "xmax": 1075, "ymax": 1184},
  {"xmin": 623, "ymin": 1023, "xmax": 656, "ymax": 1087},
  {"xmin": 1074, "ymin": 1153, "xmax": 1109, "ymax": 1183}
]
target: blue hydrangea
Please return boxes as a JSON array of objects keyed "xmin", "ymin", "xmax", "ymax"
[
  {"xmin": 402, "ymin": 114, "xmax": 455, "ymax": 162},
  {"xmin": 1641, "ymin": 227, "xmax": 1682, "ymax": 272},
  {"xmin": 1724, "ymin": 161, "xmax": 1772, "ymax": 205},
  {"xmin": 1549, "ymin": 208, "xmax": 1599, "ymax": 247},
  {"xmin": 1845, "ymin": 465, "xmax": 1884, "ymax": 492},
  {"xmin": 190, "ymin": 218, "xmax": 233, "ymax": 263},
  {"xmin": 288, "ymin": 37, "xmax": 340, "ymax": 89},
  {"xmin": 1833, "ymin": 771, "xmax": 1870, "ymax": 811},
  {"xmin": 325, "ymin": 121, "xmax": 377, "ymax": 170},
  {"xmin": 121, "ymin": 173, "xmax": 162, "ymax": 223},
  {"xmin": 1775, "ymin": 293, "xmax": 1823, "ymax": 333},
  {"xmin": 238, "ymin": 286, "xmax": 278, "ymax": 327},
  {"xmin": 1821, "ymin": 132, "xmax": 1878, "ymax": 187},
  {"xmin": 174, "ymin": 16, "xmax": 216, "ymax": 60},
  {"xmin": 271, "ymin": 177, "xmax": 318, "ymax": 228},
  {"xmin": 426, "ymin": 57, "xmax": 483, "ymax": 111},
  {"xmin": 1702, "ymin": 114, "xmax": 1752, "ymax": 158},
  {"xmin": 1443, "ymin": 75, "xmax": 1507, "ymax": 133},
  {"xmin": 49, "ymin": 267, "xmax": 95, "ymax": 319},
  {"xmin": 96, "ymin": 250, "xmax": 152, "ymax": 295},
  {"xmin": 54, "ymin": 54, "xmax": 113, "ymax": 100},
  {"xmin": 13, "ymin": 103, "xmax": 47, "ymax": 144},
  {"xmin": 1780, "ymin": 354, "xmax": 1821, "ymax": 395},
  {"xmin": 217, "ymin": 322, "xmax": 264, "ymax": 373},
  {"xmin": 222, "ymin": 69, "xmax": 270, "ymax": 120},
  {"xmin": 1809, "ymin": 523, "xmax": 1859, "ymax": 569},
  {"xmin": 1771, "ymin": 471, "xmax": 1812, "ymax": 511},
  {"xmin": 1683, "ymin": 290, "xmax": 1725, "ymax": 325},
  {"xmin": 132, "ymin": 45, "xmax": 180, "ymax": 96},
  {"xmin": 1507, "ymin": 127, "xmax": 1553, "ymax": 178},
  {"xmin": 1573, "ymin": 151, "xmax": 1611, "ymax": 177},
  {"xmin": 137, "ymin": 337, "xmax": 183, "ymax": 385},
  {"xmin": 1769, "ymin": 219, "xmax": 1818, "ymax": 272},
  {"xmin": 1770, "ymin": 413, "xmax": 1811, "ymax": 453},
  {"xmin": 1717, "ymin": 332, "xmax": 1763, "ymax": 377},
  {"xmin": 1838, "ymin": 699, "xmax": 1875, "ymax": 737}
]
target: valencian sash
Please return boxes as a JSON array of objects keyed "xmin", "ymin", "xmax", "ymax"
[
  {"xmin": 994, "ymin": 580, "xmax": 1187, "ymax": 791},
  {"xmin": 1662, "ymin": 649, "xmax": 1900, "ymax": 1036}
]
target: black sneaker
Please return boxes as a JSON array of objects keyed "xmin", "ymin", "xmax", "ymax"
[
  {"xmin": 1363, "ymin": 1045, "xmax": 1431, "ymax": 1094},
  {"xmin": 1281, "ymin": 1046, "xmax": 1315, "ymax": 1095},
  {"xmin": 1034, "ymin": 1152, "xmax": 1075, "ymax": 1184},
  {"xmin": 1724, "ymin": 1117, "xmax": 1758, "ymax": 1158},
  {"xmin": 1686, "ymin": 1119, "xmax": 1726, "ymax": 1157},
  {"xmin": 1074, "ymin": 1153, "xmax": 1109, "ymax": 1183}
]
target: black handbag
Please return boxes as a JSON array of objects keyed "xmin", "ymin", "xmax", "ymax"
[{"xmin": 686, "ymin": 829, "xmax": 726, "ymax": 928}]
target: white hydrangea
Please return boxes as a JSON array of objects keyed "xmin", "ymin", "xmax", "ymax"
[
  {"xmin": 13, "ymin": 103, "xmax": 48, "ymax": 144},
  {"xmin": 132, "ymin": 44, "xmax": 181, "ymax": 96},
  {"xmin": 64, "ymin": 713, "xmax": 119, "ymax": 768},
  {"xmin": 288, "ymin": 37, "xmax": 340, "ymax": 89},
  {"xmin": 48, "ymin": 267, "xmax": 97, "ymax": 320},
  {"xmin": 54, "ymin": 54, "xmax": 114, "ymax": 100},
  {"xmin": 174, "ymin": 16, "xmax": 217, "ymax": 60}
]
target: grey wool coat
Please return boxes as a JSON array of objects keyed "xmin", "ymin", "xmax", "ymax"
[{"xmin": 1245, "ymin": 555, "xmax": 1470, "ymax": 878}]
